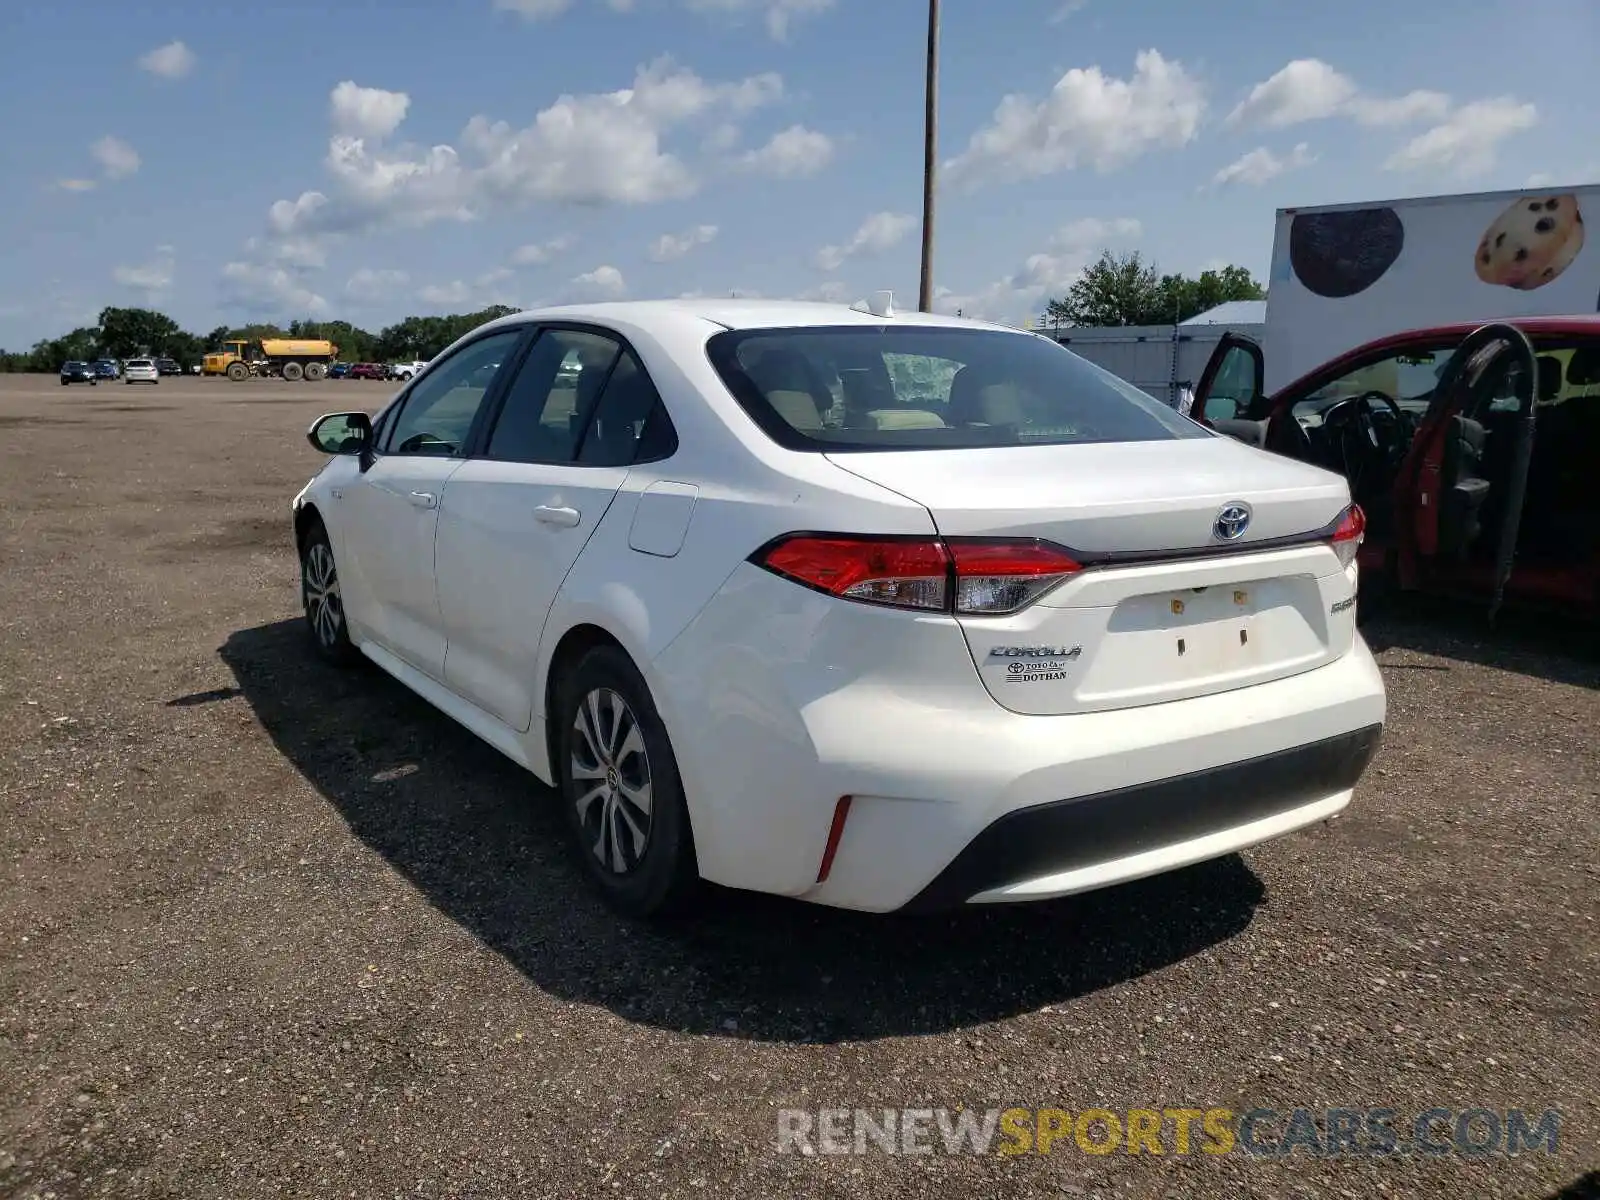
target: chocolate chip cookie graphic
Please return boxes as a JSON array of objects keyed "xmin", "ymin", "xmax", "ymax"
[
  {"xmin": 1475, "ymin": 194, "xmax": 1585, "ymax": 290},
  {"xmin": 1289, "ymin": 207, "xmax": 1406, "ymax": 299}
]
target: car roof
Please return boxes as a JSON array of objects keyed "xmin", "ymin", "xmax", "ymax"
[
  {"xmin": 483, "ymin": 297, "xmax": 1027, "ymax": 336},
  {"xmin": 1276, "ymin": 314, "xmax": 1600, "ymax": 396}
]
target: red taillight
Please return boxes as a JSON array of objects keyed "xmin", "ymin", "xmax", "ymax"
[
  {"xmin": 1330, "ymin": 504, "xmax": 1365, "ymax": 569},
  {"xmin": 754, "ymin": 534, "xmax": 1081, "ymax": 615},
  {"xmin": 759, "ymin": 535, "xmax": 950, "ymax": 610}
]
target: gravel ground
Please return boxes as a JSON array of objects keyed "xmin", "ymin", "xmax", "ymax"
[{"xmin": 0, "ymin": 373, "xmax": 1596, "ymax": 1200}]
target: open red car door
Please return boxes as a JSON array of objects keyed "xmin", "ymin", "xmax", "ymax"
[
  {"xmin": 1191, "ymin": 333, "xmax": 1265, "ymax": 436},
  {"xmin": 1393, "ymin": 323, "xmax": 1541, "ymax": 620}
]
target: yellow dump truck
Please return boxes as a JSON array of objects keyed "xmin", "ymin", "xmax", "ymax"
[{"xmin": 203, "ymin": 338, "xmax": 339, "ymax": 381}]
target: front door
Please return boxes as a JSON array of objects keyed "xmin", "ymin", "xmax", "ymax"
[
  {"xmin": 435, "ymin": 329, "xmax": 676, "ymax": 731},
  {"xmin": 337, "ymin": 329, "xmax": 526, "ymax": 678},
  {"xmin": 1192, "ymin": 333, "xmax": 1265, "ymax": 439}
]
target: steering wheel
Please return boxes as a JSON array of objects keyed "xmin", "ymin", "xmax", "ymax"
[
  {"xmin": 1320, "ymin": 389, "xmax": 1406, "ymax": 497},
  {"xmin": 397, "ymin": 432, "xmax": 454, "ymax": 455}
]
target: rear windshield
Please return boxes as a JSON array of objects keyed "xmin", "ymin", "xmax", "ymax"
[
  {"xmin": 128, "ymin": 359, "xmax": 152, "ymax": 367},
  {"xmin": 64, "ymin": 361, "xmax": 86, "ymax": 369},
  {"xmin": 706, "ymin": 325, "xmax": 1205, "ymax": 451}
]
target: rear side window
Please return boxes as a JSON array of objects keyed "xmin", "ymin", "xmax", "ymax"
[{"xmin": 706, "ymin": 326, "xmax": 1204, "ymax": 451}]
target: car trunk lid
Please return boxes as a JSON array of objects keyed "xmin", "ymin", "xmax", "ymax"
[{"xmin": 826, "ymin": 438, "xmax": 1360, "ymax": 715}]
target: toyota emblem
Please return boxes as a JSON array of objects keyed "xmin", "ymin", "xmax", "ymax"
[{"xmin": 1214, "ymin": 502, "xmax": 1252, "ymax": 541}]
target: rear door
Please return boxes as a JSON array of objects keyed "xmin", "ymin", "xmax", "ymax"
[{"xmin": 435, "ymin": 326, "xmax": 678, "ymax": 731}]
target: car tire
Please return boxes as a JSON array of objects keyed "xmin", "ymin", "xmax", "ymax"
[
  {"xmin": 553, "ymin": 645, "xmax": 699, "ymax": 918},
  {"xmin": 300, "ymin": 519, "xmax": 360, "ymax": 667}
]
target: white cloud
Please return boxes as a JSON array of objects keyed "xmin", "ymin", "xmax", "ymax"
[
  {"xmin": 264, "ymin": 59, "xmax": 782, "ymax": 253},
  {"xmin": 944, "ymin": 50, "xmax": 1204, "ymax": 187},
  {"xmin": 510, "ymin": 235, "xmax": 575, "ymax": 266},
  {"xmin": 682, "ymin": 0, "xmax": 834, "ymax": 40},
  {"xmin": 1210, "ymin": 141, "xmax": 1315, "ymax": 188},
  {"xmin": 1347, "ymin": 91, "xmax": 1452, "ymax": 127},
  {"xmin": 330, "ymin": 81, "xmax": 411, "ymax": 140},
  {"xmin": 813, "ymin": 211, "xmax": 915, "ymax": 271},
  {"xmin": 647, "ymin": 223, "xmax": 718, "ymax": 262},
  {"xmin": 346, "ymin": 268, "xmax": 409, "ymax": 300},
  {"xmin": 138, "ymin": 40, "xmax": 195, "ymax": 80},
  {"xmin": 1047, "ymin": 0, "xmax": 1087, "ymax": 21},
  {"xmin": 738, "ymin": 124, "xmax": 834, "ymax": 177},
  {"xmin": 791, "ymin": 280, "xmax": 852, "ymax": 303},
  {"xmin": 493, "ymin": 0, "xmax": 574, "ymax": 14},
  {"xmin": 932, "ymin": 217, "xmax": 1141, "ymax": 323},
  {"xmin": 91, "ymin": 136, "xmax": 140, "ymax": 180},
  {"xmin": 1226, "ymin": 59, "xmax": 1355, "ymax": 129},
  {"xmin": 112, "ymin": 247, "xmax": 176, "ymax": 300},
  {"xmin": 1228, "ymin": 58, "xmax": 1452, "ymax": 130},
  {"xmin": 220, "ymin": 262, "xmax": 329, "ymax": 317},
  {"xmin": 494, "ymin": 0, "xmax": 831, "ymax": 38},
  {"xmin": 416, "ymin": 268, "xmax": 520, "ymax": 309},
  {"xmin": 1527, "ymin": 164, "xmax": 1600, "ymax": 188},
  {"xmin": 55, "ymin": 178, "xmax": 97, "ymax": 193},
  {"xmin": 571, "ymin": 264, "xmax": 627, "ymax": 297},
  {"xmin": 1384, "ymin": 97, "xmax": 1538, "ymax": 177}
]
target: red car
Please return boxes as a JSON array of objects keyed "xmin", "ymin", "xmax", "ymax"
[
  {"xmin": 348, "ymin": 362, "xmax": 387, "ymax": 380},
  {"xmin": 1192, "ymin": 316, "xmax": 1600, "ymax": 619}
]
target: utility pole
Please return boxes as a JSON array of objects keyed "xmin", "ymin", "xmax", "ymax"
[{"xmin": 918, "ymin": 0, "xmax": 940, "ymax": 312}]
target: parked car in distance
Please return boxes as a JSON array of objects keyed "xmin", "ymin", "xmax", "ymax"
[
  {"xmin": 1194, "ymin": 315, "xmax": 1600, "ymax": 619},
  {"xmin": 389, "ymin": 359, "xmax": 429, "ymax": 381},
  {"xmin": 124, "ymin": 358, "xmax": 160, "ymax": 384},
  {"xmin": 156, "ymin": 357, "xmax": 182, "ymax": 376},
  {"xmin": 59, "ymin": 361, "xmax": 98, "ymax": 386},
  {"xmin": 292, "ymin": 297, "xmax": 1386, "ymax": 919},
  {"xmin": 348, "ymin": 362, "xmax": 387, "ymax": 380},
  {"xmin": 328, "ymin": 361, "xmax": 351, "ymax": 379},
  {"xmin": 93, "ymin": 359, "xmax": 120, "ymax": 380}
]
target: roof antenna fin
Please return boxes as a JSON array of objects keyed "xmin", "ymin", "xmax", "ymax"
[{"xmin": 850, "ymin": 290, "xmax": 896, "ymax": 318}]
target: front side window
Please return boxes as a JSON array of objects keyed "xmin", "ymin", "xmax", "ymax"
[
  {"xmin": 384, "ymin": 329, "xmax": 523, "ymax": 457},
  {"xmin": 1203, "ymin": 346, "xmax": 1260, "ymax": 422},
  {"xmin": 707, "ymin": 326, "xmax": 1203, "ymax": 450}
]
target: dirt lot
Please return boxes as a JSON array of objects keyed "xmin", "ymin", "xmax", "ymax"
[{"xmin": 0, "ymin": 372, "xmax": 1596, "ymax": 1199}]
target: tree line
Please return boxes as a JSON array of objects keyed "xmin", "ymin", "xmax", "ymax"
[
  {"xmin": 0, "ymin": 304, "xmax": 522, "ymax": 374},
  {"xmin": 0, "ymin": 254, "xmax": 1267, "ymax": 373},
  {"xmin": 1043, "ymin": 252, "xmax": 1265, "ymax": 328}
]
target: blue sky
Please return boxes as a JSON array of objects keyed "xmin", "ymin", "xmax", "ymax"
[{"xmin": 2, "ymin": 0, "xmax": 1596, "ymax": 347}]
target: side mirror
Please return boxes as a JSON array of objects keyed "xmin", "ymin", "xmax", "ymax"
[{"xmin": 307, "ymin": 411, "xmax": 372, "ymax": 456}]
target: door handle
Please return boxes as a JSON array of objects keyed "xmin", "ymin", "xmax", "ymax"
[
  {"xmin": 534, "ymin": 504, "xmax": 581, "ymax": 528},
  {"xmin": 408, "ymin": 491, "xmax": 438, "ymax": 509}
]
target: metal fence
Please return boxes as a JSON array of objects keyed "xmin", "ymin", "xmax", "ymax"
[{"xmin": 1041, "ymin": 321, "xmax": 1266, "ymax": 408}]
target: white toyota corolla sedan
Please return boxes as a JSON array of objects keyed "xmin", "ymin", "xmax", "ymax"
[{"xmin": 292, "ymin": 297, "xmax": 1385, "ymax": 917}]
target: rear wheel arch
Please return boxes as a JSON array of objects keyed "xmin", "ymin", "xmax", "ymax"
[{"xmin": 542, "ymin": 623, "xmax": 626, "ymax": 775}]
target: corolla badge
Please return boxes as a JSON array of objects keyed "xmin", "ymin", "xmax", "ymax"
[{"xmin": 1213, "ymin": 502, "xmax": 1252, "ymax": 541}]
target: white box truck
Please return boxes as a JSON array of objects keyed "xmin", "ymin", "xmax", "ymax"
[{"xmin": 1255, "ymin": 183, "xmax": 1600, "ymax": 393}]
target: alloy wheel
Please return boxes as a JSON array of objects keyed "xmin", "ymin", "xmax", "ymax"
[
  {"xmin": 303, "ymin": 541, "xmax": 345, "ymax": 648},
  {"xmin": 569, "ymin": 687, "xmax": 654, "ymax": 875}
]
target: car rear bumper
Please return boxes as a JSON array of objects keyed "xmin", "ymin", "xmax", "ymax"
[
  {"xmin": 900, "ymin": 723, "xmax": 1380, "ymax": 911},
  {"xmin": 651, "ymin": 563, "xmax": 1387, "ymax": 913}
]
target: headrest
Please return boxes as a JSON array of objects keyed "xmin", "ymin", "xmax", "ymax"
[
  {"xmin": 1567, "ymin": 346, "xmax": 1600, "ymax": 386},
  {"xmin": 748, "ymin": 349, "xmax": 820, "ymax": 398},
  {"xmin": 948, "ymin": 364, "xmax": 1021, "ymax": 425}
]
